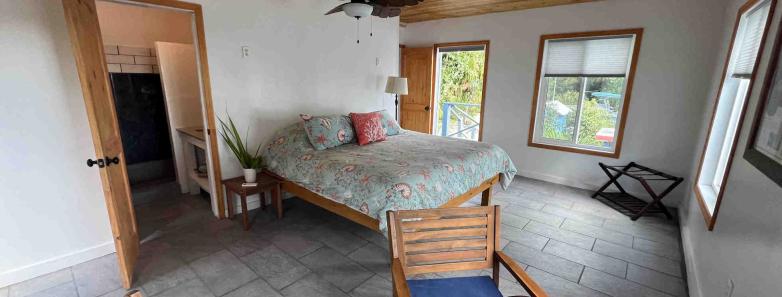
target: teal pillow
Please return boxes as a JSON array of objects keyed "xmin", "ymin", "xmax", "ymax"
[
  {"xmin": 300, "ymin": 114, "xmax": 355, "ymax": 150},
  {"xmin": 377, "ymin": 110, "xmax": 401, "ymax": 136}
]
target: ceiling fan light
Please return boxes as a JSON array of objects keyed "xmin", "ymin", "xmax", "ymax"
[{"xmin": 343, "ymin": 3, "xmax": 373, "ymax": 18}]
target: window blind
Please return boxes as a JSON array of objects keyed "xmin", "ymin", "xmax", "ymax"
[
  {"xmin": 544, "ymin": 36, "xmax": 634, "ymax": 77},
  {"xmin": 732, "ymin": 1, "xmax": 771, "ymax": 79}
]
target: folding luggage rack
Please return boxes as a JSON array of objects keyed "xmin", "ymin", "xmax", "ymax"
[{"xmin": 592, "ymin": 162, "xmax": 684, "ymax": 220}]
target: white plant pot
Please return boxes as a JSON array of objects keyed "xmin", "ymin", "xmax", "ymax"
[{"xmin": 243, "ymin": 168, "xmax": 257, "ymax": 183}]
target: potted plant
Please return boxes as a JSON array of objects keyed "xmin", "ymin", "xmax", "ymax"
[{"xmin": 218, "ymin": 115, "xmax": 263, "ymax": 183}]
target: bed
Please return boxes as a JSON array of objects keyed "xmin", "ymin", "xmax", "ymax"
[{"xmin": 262, "ymin": 122, "xmax": 518, "ymax": 233}]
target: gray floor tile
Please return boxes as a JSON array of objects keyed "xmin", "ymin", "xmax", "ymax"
[
  {"xmin": 300, "ymin": 247, "xmax": 374, "ymax": 292},
  {"xmin": 592, "ymin": 240, "xmax": 681, "ymax": 278},
  {"xmin": 502, "ymin": 213, "xmax": 531, "ymax": 229},
  {"xmin": 164, "ymin": 232, "xmax": 225, "ymax": 263},
  {"xmin": 506, "ymin": 205, "xmax": 565, "ymax": 227},
  {"xmin": 502, "ymin": 225, "xmax": 550, "ymax": 250},
  {"xmin": 134, "ymin": 251, "xmax": 198, "ymax": 296},
  {"xmin": 240, "ymin": 244, "xmax": 310, "ymax": 290},
  {"xmin": 543, "ymin": 240, "xmax": 627, "ymax": 278},
  {"xmin": 510, "ymin": 177, "xmax": 557, "ymax": 195},
  {"xmin": 526, "ymin": 267, "xmax": 609, "ymax": 297},
  {"xmin": 97, "ymin": 288, "xmax": 145, "ymax": 297},
  {"xmin": 627, "ymin": 264, "xmax": 687, "ymax": 297},
  {"xmin": 503, "ymin": 242, "xmax": 584, "ymax": 282},
  {"xmin": 280, "ymin": 274, "xmax": 350, "ymax": 297},
  {"xmin": 347, "ymin": 243, "xmax": 391, "ymax": 280},
  {"xmin": 271, "ymin": 232, "xmax": 324, "ymax": 258},
  {"xmin": 579, "ymin": 268, "xmax": 670, "ymax": 297},
  {"xmin": 572, "ymin": 203, "xmax": 628, "ymax": 221},
  {"xmin": 498, "ymin": 278, "xmax": 531, "ymax": 296},
  {"xmin": 349, "ymin": 275, "xmax": 392, "ymax": 297},
  {"xmin": 307, "ymin": 225, "xmax": 368, "ymax": 255},
  {"xmin": 352, "ymin": 227, "xmax": 389, "ymax": 251},
  {"xmin": 225, "ymin": 235, "xmax": 273, "ymax": 258},
  {"xmin": 26, "ymin": 281, "xmax": 78, "ymax": 297},
  {"xmin": 541, "ymin": 205, "xmax": 606, "ymax": 227},
  {"xmin": 633, "ymin": 237, "xmax": 683, "ymax": 262},
  {"xmin": 72, "ymin": 254, "xmax": 122, "ymax": 297},
  {"xmin": 524, "ymin": 221, "xmax": 596, "ymax": 250},
  {"xmin": 561, "ymin": 219, "xmax": 634, "ymax": 247},
  {"xmin": 222, "ymin": 278, "xmax": 282, "ymax": 297},
  {"xmin": 9, "ymin": 268, "xmax": 72, "ymax": 297},
  {"xmin": 601, "ymin": 221, "xmax": 679, "ymax": 246},
  {"xmin": 154, "ymin": 278, "xmax": 214, "ymax": 297},
  {"xmin": 496, "ymin": 192, "xmax": 546, "ymax": 210},
  {"xmin": 189, "ymin": 250, "xmax": 257, "ymax": 296},
  {"xmin": 521, "ymin": 191, "xmax": 575, "ymax": 209}
]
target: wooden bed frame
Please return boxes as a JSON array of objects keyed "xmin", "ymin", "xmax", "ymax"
[{"xmin": 276, "ymin": 173, "xmax": 500, "ymax": 232}]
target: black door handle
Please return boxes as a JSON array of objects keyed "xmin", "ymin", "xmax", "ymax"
[
  {"xmin": 87, "ymin": 158, "xmax": 105, "ymax": 168},
  {"xmin": 105, "ymin": 156, "xmax": 120, "ymax": 166},
  {"xmin": 424, "ymin": 105, "xmax": 431, "ymax": 111}
]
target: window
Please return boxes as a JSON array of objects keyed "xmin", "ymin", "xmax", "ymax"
[
  {"xmin": 695, "ymin": 0, "xmax": 774, "ymax": 231},
  {"xmin": 528, "ymin": 29, "xmax": 643, "ymax": 158}
]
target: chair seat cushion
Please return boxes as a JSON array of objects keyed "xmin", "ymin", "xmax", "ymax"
[{"xmin": 408, "ymin": 276, "xmax": 503, "ymax": 297}]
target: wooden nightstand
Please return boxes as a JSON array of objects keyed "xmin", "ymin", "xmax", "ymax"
[{"xmin": 222, "ymin": 172, "xmax": 283, "ymax": 230}]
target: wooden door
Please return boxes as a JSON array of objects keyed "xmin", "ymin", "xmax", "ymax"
[
  {"xmin": 401, "ymin": 47, "xmax": 434, "ymax": 133},
  {"xmin": 62, "ymin": 0, "xmax": 138, "ymax": 288}
]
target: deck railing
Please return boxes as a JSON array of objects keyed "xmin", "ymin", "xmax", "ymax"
[{"xmin": 438, "ymin": 102, "xmax": 480, "ymax": 141}]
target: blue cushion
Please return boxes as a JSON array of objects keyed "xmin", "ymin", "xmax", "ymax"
[{"xmin": 408, "ymin": 276, "xmax": 503, "ymax": 297}]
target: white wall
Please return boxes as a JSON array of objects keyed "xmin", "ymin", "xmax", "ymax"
[
  {"xmin": 679, "ymin": 0, "xmax": 782, "ymax": 296},
  {"xmin": 0, "ymin": 0, "xmax": 399, "ymax": 286},
  {"xmin": 0, "ymin": 1, "xmax": 114, "ymax": 287},
  {"xmin": 400, "ymin": 0, "xmax": 727, "ymax": 206},
  {"xmin": 192, "ymin": 0, "xmax": 400, "ymax": 180}
]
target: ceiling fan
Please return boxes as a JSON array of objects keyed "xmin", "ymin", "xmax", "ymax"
[
  {"xmin": 326, "ymin": 0, "xmax": 423, "ymax": 43},
  {"xmin": 326, "ymin": 0, "xmax": 423, "ymax": 19}
]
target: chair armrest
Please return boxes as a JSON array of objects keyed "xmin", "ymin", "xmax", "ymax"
[
  {"xmin": 392, "ymin": 258, "xmax": 411, "ymax": 297},
  {"xmin": 495, "ymin": 251, "xmax": 548, "ymax": 297}
]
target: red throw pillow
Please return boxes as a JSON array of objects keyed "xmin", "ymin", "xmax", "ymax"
[{"xmin": 350, "ymin": 112, "xmax": 387, "ymax": 145}]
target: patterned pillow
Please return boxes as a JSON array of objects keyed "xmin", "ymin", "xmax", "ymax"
[
  {"xmin": 300, "ymin": 114, "xmax": 355, "ymax": 150},
  {"xmin": 377, "ymin": 109, "xmax": 401, "ymax": 136},
  {"xmin": 350, "ymin": 112, "xmax": 387, "ymax": 145}
]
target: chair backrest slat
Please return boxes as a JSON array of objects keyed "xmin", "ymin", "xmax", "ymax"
[{"xmin": 388, "ymin": 206, "xmax": 499, "ymax": 275}]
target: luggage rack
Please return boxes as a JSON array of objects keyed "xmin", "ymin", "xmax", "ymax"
[{"xmin": 591, "ymin": 162, "xmax": 683, "ymax": 220}]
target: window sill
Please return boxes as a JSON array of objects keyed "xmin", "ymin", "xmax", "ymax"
[
  {"xmin": 693, "ymin": 183, "xmax": 719, "ymax": 231},
  {"xmin": 528, "ymin": 141, "xmax": 620, "ymax": 158}
]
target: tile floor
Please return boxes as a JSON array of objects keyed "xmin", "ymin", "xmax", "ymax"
[{"xmin": 1, "ymin": 177, "xmax": 688, "ymax": 297}]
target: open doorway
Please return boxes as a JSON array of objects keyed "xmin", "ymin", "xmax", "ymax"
[
  {"xmin": 97, "ymin": 1, "xmax": 216, "ymax": 240},
  {"xmin": 432, "ymin": 41, "xmax": 489, "ymax": 141}
]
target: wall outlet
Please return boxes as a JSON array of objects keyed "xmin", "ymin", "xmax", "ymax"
[
  {"xmin": 375, "ymin": 57, "xmax": 381, "ymax": 66},
  {"xmin": 241, "ymin": 46, "xmax": 250, "ymax": 58}
]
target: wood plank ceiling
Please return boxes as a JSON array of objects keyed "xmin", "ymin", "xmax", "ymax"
[{"xmin": 400, "ymin": 0, "xmax": 599, "ymax": 23}]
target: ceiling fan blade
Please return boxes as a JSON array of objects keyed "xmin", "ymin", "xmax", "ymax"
[
  {"xmin": 368, "ymin": 0, "xmax": 422, "ymax": 7},
  {"xmin": 372, "ymin": 5, "xmax": 402, "ymax": 18},
  {"xmin": 325, "ymin": 3, "xmax": 348, "ymax": 15}
]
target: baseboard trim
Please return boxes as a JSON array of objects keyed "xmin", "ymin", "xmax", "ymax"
[
  {"xmin": 0, "ymin": 241, "xmax": 115, "ymax": 288},
  {"xmin": 679, "ymin": 207, "xmax": 702, "ymax": 297}
]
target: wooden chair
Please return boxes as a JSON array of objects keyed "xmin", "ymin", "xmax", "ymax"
[{"xmin": 387, "ymin": 206, "xmax": 548, "ymax": 297}]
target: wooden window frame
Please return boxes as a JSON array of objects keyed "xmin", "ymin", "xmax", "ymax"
[
  {"xmin": 694, "ymin": 0, "xmax": 777, "ymax": 231},
  {"xmin": 527, "ymin": 28, "xmax": 644, "ymax": 158},
  {"xmin": 432, "ymin": 40, "xmax": 490, "ymax": 141}
]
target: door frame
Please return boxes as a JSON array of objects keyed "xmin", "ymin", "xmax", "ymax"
[
  {"xmin": 432, "ymin": 40, "xmax": 490, "ymax": 141},
  {"xmin": 62, "ymin": 0, "xmax": 224, "ymax": 288}
]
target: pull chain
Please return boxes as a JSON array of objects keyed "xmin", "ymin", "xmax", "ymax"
[
  {"xmin": 356, "ymin": 17, "xmax": 360, "ymax": 44},
  {"xmin": 370, "ymin": 17, "xmax": 373, "ymax": 37}
]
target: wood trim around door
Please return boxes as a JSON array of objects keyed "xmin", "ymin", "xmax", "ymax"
[
  {"xmin": 433, "ymin": 40, "xmax": 490, "ymax": 141},
  {"xmin": 693, "ymin": 0, "xmax": 776, "ymax": 231},
  {"xmin": 527, "ymin": 28, "xmax": 644, "ymax": 158}
]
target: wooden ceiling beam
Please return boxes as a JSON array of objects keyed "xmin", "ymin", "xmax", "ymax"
[{"xmin": 400, "ymin": 0, "xmax": 599, "ymax": 23}]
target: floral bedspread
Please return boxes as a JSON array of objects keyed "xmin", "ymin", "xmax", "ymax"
[{"xmin": 262, "ymin": 122, "xmax": 517, "ymax": 233}]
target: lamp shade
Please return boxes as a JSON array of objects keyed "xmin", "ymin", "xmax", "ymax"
[
  {"xmin": 343, "ymin": 3, "xmax": 373, "ymax": 18},
  {"xmin": 385, "ymin": 76, "xmax": 408, "ymax": 95}
]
